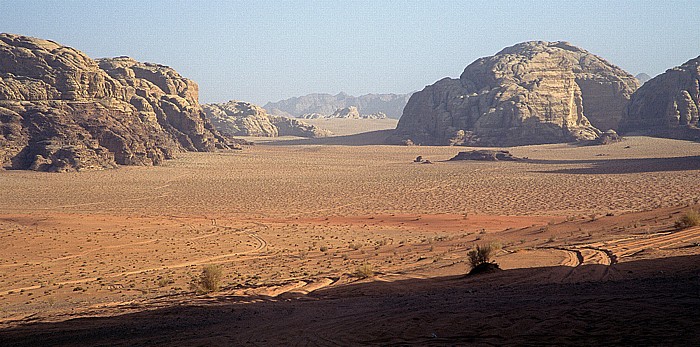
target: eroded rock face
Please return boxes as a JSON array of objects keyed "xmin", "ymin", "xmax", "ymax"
[
  {"xmin": 394, "ymin": 41, "xmax": 638, "ymax": 146},
  {"xmin": 203, "ymin": 101, "xmax": 331, "ymax": 138},
  {"xmin": 620, "ymin": 56, "xmax": 700, "ymax": 139},
  {"xmin": 0, "ymin": 34, "xmax": 230, "ymax": 172}
]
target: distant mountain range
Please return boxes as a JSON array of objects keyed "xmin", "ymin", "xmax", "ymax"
[{"xmin": 263, "ymin": 92, "xmax": 412, "ymax": 119}]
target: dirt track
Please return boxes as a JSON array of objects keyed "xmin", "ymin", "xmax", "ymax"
[{"xmin": 1, "ymin": 136, "xmax": 700, "ymax": 344}]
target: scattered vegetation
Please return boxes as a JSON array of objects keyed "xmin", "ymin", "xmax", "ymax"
[
  {"xmin": 467, "ymin": 242, "xmax": 502, "ymax": 275},
  {"xmin": 355, "ymin": 264, "xmax": 375, "ymax": 279},
  {"xmin": 157, "ymin": 277, "xmax": 174, "ymax": 287},
  {"xmin": 190, "ymin": 264, "xmax": 223, "ymax": 294},
  {"xmin": 675, "ymin": 210, "xmax": 700, "ymax": 230}
]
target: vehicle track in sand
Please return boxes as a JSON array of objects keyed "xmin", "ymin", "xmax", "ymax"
[
  {"xmin": 594, "ymin": 226, "xmax": 700, "ymax": 259},
  {"xmin": 0, "ymin": 226, "xmax": 269, "ymax": 296}
]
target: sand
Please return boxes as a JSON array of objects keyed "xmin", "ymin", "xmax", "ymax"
[{"xmin": 1, "ymin": 135, "xmax": 699, "ymax": 345}]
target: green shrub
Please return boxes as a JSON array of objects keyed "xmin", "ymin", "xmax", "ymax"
[{"xmin": 675, "ymin": 210, "xmax": 700, "ymax": 230}]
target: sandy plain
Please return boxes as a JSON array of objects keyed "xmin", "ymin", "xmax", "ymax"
[{"xmin": 1, "ymin": 130, "xmax": 700, "ymax": 345}]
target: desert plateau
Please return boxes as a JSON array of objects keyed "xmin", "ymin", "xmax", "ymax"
[
  {"xmin": 2, "ymin": 2, "xmax": 700, "ymax": 346},
  {"xmin": 1, "ymin": 135, "xmax": 700, "ymax": 345}
]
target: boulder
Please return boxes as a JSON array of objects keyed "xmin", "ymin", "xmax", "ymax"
[
  {"xmin": 593, "ymin": 129, "xmax": 623, "ymax": 145},
  {"xmin": 394, "ymin": 41, "xmax": 638, "ymax": 146}
]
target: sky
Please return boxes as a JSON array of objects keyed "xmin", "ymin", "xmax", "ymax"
[{"xmin": 1, "ymin": 1, "xmax": 699, "ymax": 105}]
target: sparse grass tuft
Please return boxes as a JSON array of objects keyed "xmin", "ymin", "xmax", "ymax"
[
  {"xmin": 467, "ymin": 242, "xmax": 501, "ymax": 269},
  {"xmin": 355, "ymin": 264, "xmax": 375, "ymax": 279},
  {"xmin": 190, "ymin": 264, "xmax": 223, "ymax": 294},
  {"xmin": 675, "ymin": 210, "xmax": 700, "ymax": 230}
]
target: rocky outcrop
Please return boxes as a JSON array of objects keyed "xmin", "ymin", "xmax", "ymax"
[
  {"xmin": 297, "ymin": 106, "xmax": 387, "ymax": 120},
  {"xmin": 394, "ymin": 41, "xmax": 639, "ymax": 146},
  {"xmin": 269, "ymin": 115, "xmax": 332, "ymax": 138},
  {"xmin": 449, "ymin": 150, "xmax": 520, "ymax": 161},
  {"xmin": 202, "ymin": 101, "xmax": 331, "ymax": 138},
  {"xmin": 592, "ymin": 129, "xmax": 623, "ymax": 145},
  {"xmin": 620, "ymin": 57, "xmax": 700, "ymax": 140},
  {"xmin": 264, "ymin": 92, "xmax": 411, "ymax": 119},
  {"xmin": 0, "ymin": 33, "xmax": 232, "ymax": 172}
]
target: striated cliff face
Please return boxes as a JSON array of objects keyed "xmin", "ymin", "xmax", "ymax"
[
  {"xmin": 264, "ymin": 92, "xmax": 411, "ymax": 119},
  {"xmin": 394, "ymin": 41, "xmax": 638, "ymax": 146},
  {"xmin": 0, "ymin": 33, "xmax": 231, "ymax": 172},
  {"xmin": 202, "ymin": 101, "xmax": 332, "ymax": 138},
  {"xmin": 620, "ymin": 56, "xmax": 700, "ymax": 139}
]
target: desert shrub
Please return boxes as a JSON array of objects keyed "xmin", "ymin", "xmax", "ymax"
[
  {"xmin": 349, "ymin": 242, "xmax": 362, "ymax": 250},
  {"xmin": 355, "ymin": 264, "xmax": 375, "ymax": 278},
  {"xmin": 191, "ymin": 264, "xmax": 223, "ymax": 293},
  {"xmin": 467, "ymin": 243, "xmax": 501, "ymax": 269},
  {"xmin": 675, "ymin": 210, "xmax": 700, "ymax": 230},
  {"xmin": 157, "ymin": 277, "xmax": 173, "ymax": 287}
]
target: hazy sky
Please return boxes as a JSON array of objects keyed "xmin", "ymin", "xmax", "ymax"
[{"xmin": 2, "ymin": 1, "xmax": 699, "ymax": 105}]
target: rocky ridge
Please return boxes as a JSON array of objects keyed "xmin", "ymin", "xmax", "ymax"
[
  {"xmin": 264, "ymin": 92, "xmax": 411, "ymax": 119},
  {"xmin": 620, "ymin": 56, "xmax": 700, "ymax": 140},
  {"xmin": 0, "ymin": 33, "xmax": 232, "ymax": 172},
  {"xmin": 393, "ymin": 41, "xmax": 639, "ymax": 146},
  {"xmin": 298, "ymin": 106, "xmax": 387, "ymax": 119},
  {"xmin": 202, "ymin": 101, "xmax": 332, "ymax": 138}
]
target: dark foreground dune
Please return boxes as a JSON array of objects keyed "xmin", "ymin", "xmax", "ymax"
[{"xmin": 2, "ymin": 255, "xmax": 698, "ymax": 346}]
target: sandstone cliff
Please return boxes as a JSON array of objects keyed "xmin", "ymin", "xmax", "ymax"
[
  {"xmin": 394, "ymin": 41, "xmax": 639, "ymax": 146},
  {"xmin": 202, "ymin": 101, "xmax": 331, "ymax": 138},
  {"xmin": 0, "ymin": 33, "xmax": 232, "ymax": 172},
  {"xmin": 264, "ymin": 92, "xmax": 411, "ymax": 119},
  {"xmin": 620, "ymin": 56, "xmax": 700, "ymax": 140}
]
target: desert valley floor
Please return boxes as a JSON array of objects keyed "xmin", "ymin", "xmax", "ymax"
[{"xmin": 1, "ymin": 134, "xmax": 700, "ymax": 345}]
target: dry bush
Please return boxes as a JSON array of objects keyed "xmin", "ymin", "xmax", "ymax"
[
  {"xmin": 190, "ymin": 264, "xmax": 223, "ymax": 293},
  {"xmin": 675, "ymin": 210, "xmax": 700, "ymax": 230},
  {"xmin": 467, "ymin": 243, "xmax": 501, "ymax": 269},
  {"xmin": 355, "ymin": 264, "xmax": 375, "ymax": 278}
]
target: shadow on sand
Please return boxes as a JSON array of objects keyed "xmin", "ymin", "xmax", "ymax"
[
  {"xmin": 262, "ymin": 129, "xmax": 395, "ymax": 146},
  {"xmin": 2, "ymin": 255, "xmax": 699, "ymax": 346},
  {"xmin": 527, "ymin": 155, "xmax": 700, "ymax": 174}
]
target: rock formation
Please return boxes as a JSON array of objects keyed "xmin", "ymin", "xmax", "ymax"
[
  {"xmin": 264, "ymin": 92, "xmax": 411, "ymax": 119},
  {"xmin": 297, "ymin": 106, "xmax": 387, "ymax": 119},
  {"xmin": 593, "ymin": 129, "xmax": 623, "ymax": 145},
  {"xmin": 449, "ymin": 150, "xmax": 520, "ymax": 161},
  {"xmin": 620, "ymin": 56, "xmax": 700, "ymax": 140},
  {"xmin": 635, "ymin": 73, "xmax": 652, "ymax": 85},
  {"xmin": 202, "ymin": 101, "xmax": 331, "ymax": 138},
  {"xmin": 394, "ymin": 41, "xmax": 639, "ymax": 146},
  {"xmin": 0, "ymin": 33, "xmax": 233, "ymax": 172}
]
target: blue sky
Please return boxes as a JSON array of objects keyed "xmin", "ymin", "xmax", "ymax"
[{"xmin": 2, "ymin": 1, "xmax": 699, "ymax": 105}]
